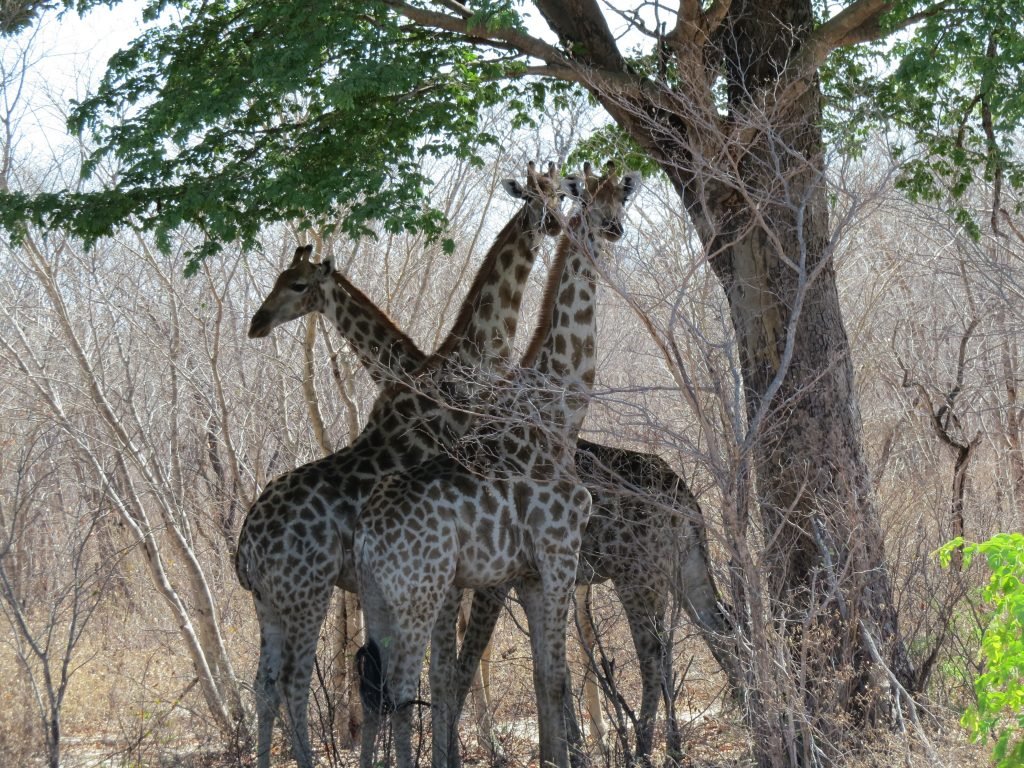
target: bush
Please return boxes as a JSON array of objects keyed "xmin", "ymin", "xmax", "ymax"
[{"xmin": 939, "ymin": 534, "xmax": 1024, "ymax": 768}]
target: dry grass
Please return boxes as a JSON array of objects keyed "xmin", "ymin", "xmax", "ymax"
[
  {"xmin": 0, "ymin": 599, "xmax": 992, "ymax": 768},
  {"xmin": 0, "ymin": 509, "xmax": 995, "ymax": 768}
]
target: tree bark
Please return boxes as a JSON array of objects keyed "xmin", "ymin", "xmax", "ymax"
[{"xmin": 584, "ymin": 0, "xmax": 913, "ymax": 759}]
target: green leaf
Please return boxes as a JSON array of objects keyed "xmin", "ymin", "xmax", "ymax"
[
  {"xmin": 1, "ymin": 1, "xmax": 501, "ymax": 265},
  {"xmin": 941, "ymin": 533, "xmax": 1024, "ymax": 766}
]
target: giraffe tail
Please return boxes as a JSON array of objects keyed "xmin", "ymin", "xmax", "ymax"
[
  {"xmin": 234, "ymin": 540, "xmax": 253, "ymax": 592},
  {"xmin": 355, "ymin": 639, "xmax": 395, "ymax": 714}
]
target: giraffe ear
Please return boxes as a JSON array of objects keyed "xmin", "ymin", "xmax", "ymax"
[
  {"xmin": 317, "ymin": 259, "xmax": 332, "ymax": 278},
  {"xmin": 561, "ymin": 175, "xmax": 585, "ymax": 201},
  {"xmin": 621, "ymin": 171, "xmax": 642, "ymax": 203},
  {"xmin": 502, "ymin": 179, "xmax": 526, "ymax": 199}
]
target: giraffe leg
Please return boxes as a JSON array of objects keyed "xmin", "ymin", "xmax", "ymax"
[
  {"xmin": 430, "ymin": 587, "xmax": 463, "ymax": 768},
  {"xmin": 360, "ymin": 558, "xmax": 452, "ymax": 768},
  {"xmin": 254, "ymin": 601, "xmax": 284, "ymax": 768},
  {"xmin": 617, "ymin": 585, "xmax": 669, "ymax": 766},
  {"xmin": 390, "ymin": 621, "xmax": 435, "ymax": 768},
  {"xmin": 358, "ymin": 575, "xmax": 395, "ymax": 768},
  {"xmin": 519, "ymin": 575, "xmax": 573, "ymax": 768},
  {"xmin": 678, "ymin": 533, "xmax": 740, "ymax": 693},
  {"xmin": 456, "ymin": 590, "xmax": 501, "ymax": 765},
  {"xmin": 359, "ymin": 692, "xmax": 383, "ymax": 768},
  {"xmin": 281, "ymin": 593, "xmax": 333, "ymax": 768},
  {"xmin": 453, "ymin": 587, "xmax": 509, "ymax": 768}
]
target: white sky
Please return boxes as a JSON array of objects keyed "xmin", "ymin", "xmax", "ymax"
[{"xmin": 4, "ymin": 2, "xmax": 145, "ymax": 159}]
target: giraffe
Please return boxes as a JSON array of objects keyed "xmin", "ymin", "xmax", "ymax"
[
  {"xmin": 276, "ymin": 245, "xmax": 507, "ymax": 753},
  {"xmin": 235, "ymin": 161, "xmax": 564, "ymax": 768},
  {"xmin": 291, "ymin": 240, "xmax": 736, "ymax": 766},
  {"xmin": 284, "ymin": 213, "xmax": 735, "ymax": 767},
  {"xmin": 571, "ymin": 440, "xmax": 737, "ymax": 764},
  {"xmin": 354, "ymin": 162, "xmax": 641, "ymax": 768}
]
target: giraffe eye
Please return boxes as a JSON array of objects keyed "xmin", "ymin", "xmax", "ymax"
[{"xmin": 290, "ymin": 282, "xmax": 308, "ymax": 292}]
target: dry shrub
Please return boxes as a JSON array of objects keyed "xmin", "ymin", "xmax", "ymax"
[{"xmin": 0, "ymin": 651, "xmax": 41, "ymax": 765}]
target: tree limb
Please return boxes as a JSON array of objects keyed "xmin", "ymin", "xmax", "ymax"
[
  {"xmin": 532, "ymin": 0, "xmax": 626, "ymax": 69},
  {"xmin": 757, "ymin": 0, "xmax": 952, "ymax": 133},
  {"xmin": 384, "ymin": 1, "xmax": 567, "ymax": 66}
]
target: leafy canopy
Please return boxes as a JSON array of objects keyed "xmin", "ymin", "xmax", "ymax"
[
  {"xmin": 2, "ymin": 1, "xmax": 514, "ymax": 270},
  {"xmin": 1, "ymin": 1, "xmax": 1023, "ymax": 266},
  {"xmin": 879, "ymin": 0, "xmax": 1024, "ymax": 234}
]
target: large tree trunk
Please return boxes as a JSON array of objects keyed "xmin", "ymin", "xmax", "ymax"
[
  {"xmin": 709, "ymin": 184, "xmax": 914, "ymax": 750},
  {"xmin": 715, "ymin": 0, "xmax": 913, "ymax": 701},
  {"xmin": 591, "ymin": 0, "xmax": 913, "ymax": 761}
]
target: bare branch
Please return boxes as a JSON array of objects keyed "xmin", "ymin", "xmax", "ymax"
[
  {"xmin": 532, "ymin": 0, "xmax": 626, "ymax": 69},
  {"xmin": 384, "ymin": 1, "xmax": 568, "ymax": 67}
]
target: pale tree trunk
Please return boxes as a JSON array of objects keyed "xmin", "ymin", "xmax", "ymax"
[
  {"xmin": 324, "ymin": 331, "xmax": 364, "ymax": 444},
  {"xmin": 1, "ymin": 236, "xmax": 249, "ymax": 743},
  {"xmin": 304, "ymin": 313, "xmax": 332, "ymax": 455},
  {"xmin": 572, "ymin": 585, "xmax": 610, "ymax": 754}
]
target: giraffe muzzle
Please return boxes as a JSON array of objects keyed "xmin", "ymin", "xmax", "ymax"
[
  {"xmin": 602, "ymin": 220, "xmax": 624, "ymax": 241},
  {"xmin": 248, "ymin": 311, "xmax": 272, "ymax": 338}
]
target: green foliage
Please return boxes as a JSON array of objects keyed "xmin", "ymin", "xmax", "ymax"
[
  {"xmin": 819, "ymin": 37, "xmax": 888, "ymax": 160},
  {"xmin": 876, "ymin": 0, "xmax": 1024, "ymax": 213},
  {"xmin": 939, "ymin": 534, "xmax": 1024, "ymax": 767},
  {"xmin": 5, "ymin": 1, "xmax": 1024, "ymax": 269},
  {"xmin": 568, "ymin": 125, "xmax": 662, "ymax": 180},
  {"xmin": 0, "ymin": 1, "xmax": 505, "ymax": 269},
  {"xmin": 466, "ymin": 0, "xmax": 524, "ymax": 34},
  {"xmin": 0, "ymin": 0, "xmax": 53, "ymax": 36}
]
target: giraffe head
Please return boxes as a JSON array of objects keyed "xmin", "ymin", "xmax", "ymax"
[
  {"xmin": 562, "ymin": 161, "xmax": 641, "ymax": 242},
  {"xmin": 501, "ymin": 160, "xmax": 564, "ymax": 237},
  {"xmin": 248, "ymin": 244, "xmax": 333, "ymax": 338}
]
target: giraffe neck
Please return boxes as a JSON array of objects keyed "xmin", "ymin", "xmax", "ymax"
[
  {"xmin": 321, "ymin": 275, "xmax": 425, "ymax": 385},
  {"xmin": 430, "ymin": 205, "xmax": 544, "ymax": 373},
  {"xmin": 520, "ymin": 214, "xmax": 599, "ymax": 436},
  {"xmin": 317, "ymin": 204, "xmax": 543, "ymax": 392},
  {"xmin": 332, "ymin": 203, "xmax": 550, "ymax": 467}
]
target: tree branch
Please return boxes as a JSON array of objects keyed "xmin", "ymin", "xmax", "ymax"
[
  {"xmin": 532, "ymin": 0, "xmax": 626, "ymax": 69},
  {"xmin": 669, "ymin": 0, "xmax": 732, "ymax": 48},
  {"xmin": 383, "ymin": 1, "xmax": 567, "ymax": 66},
  {"xmin": 757, "ymin": 0, "xmax": 951, "ymax": 132},
  {"xmin": 433, "ymin": 0, "xmax": 471, "ymax": 18}
]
